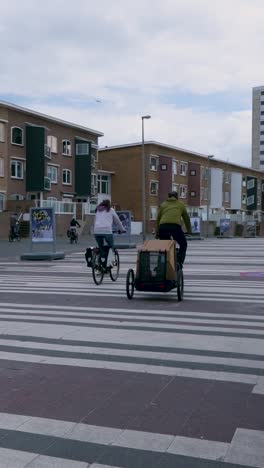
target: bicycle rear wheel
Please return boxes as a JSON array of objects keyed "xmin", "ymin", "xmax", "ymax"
[
  {"xmin": 177, "ymin": 265, "xmax": 184, "ymax": 301},
  {"xmin": 109, "ymin": 249, "xmax": 120, "ymax": 282},
  {"xmin": 92, "ymin": 252, "xmax": 104, "ymax": 285}
]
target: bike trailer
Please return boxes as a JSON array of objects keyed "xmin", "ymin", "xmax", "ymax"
[{"xmin": 135, "ymin": 240, "xmax": 177, "ymax": 292}]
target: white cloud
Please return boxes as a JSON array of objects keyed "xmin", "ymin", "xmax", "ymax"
[{"xmin": 0, "ymin": 0, "xmax": 263, "ymax": 165}]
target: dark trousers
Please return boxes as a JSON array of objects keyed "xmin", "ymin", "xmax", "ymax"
[
  {"xmin": 95, "ymin": 234, "xmax": 114, "ymax": 250},
  {"xmin": 158, "ymin": 223, "xmax": 187, "ymax": 265}
]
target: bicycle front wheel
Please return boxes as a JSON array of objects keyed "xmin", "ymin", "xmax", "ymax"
[
  {"xmin": 92, "ymin": 252, "xmax": 104, "ymax": 285},
  {"xmin": 177, "ymin": 266, "xmax": 184, "ymax": 301},
  {"xmin": 109, "ymin": 249, "xmax": 120, "ymax": 282}
]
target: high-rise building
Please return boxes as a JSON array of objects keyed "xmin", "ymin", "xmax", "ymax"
[{"xmin": 252, "ymin": 86, "xmax": 264, "ymax": 171}]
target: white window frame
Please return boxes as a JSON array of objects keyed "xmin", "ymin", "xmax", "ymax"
[
  {"xmin": 242, "ymin": 194, "xmax": 246, "ymax": 204},
  {"xmin": 224, "ymin": 172, "xmax": 231, "ymax": 184},
  {"xmin": 247, "ymin": 195, "xmax": 255, "ymax": 206},
  {"xmin": 0, "ymin": 122, "xmax": 5, "ymax": 142},
  {"xmin": 0, "ymin": 157, "xmax": 4, "ymax": 177},
  {"xmin": 149, "ymin": 206, "xmax": 158, "ymax": 220},
  {"xmin": 149, "ymin": 180, "xmax": 159, "ymax": 196},
  {"xmin": 242, "ymin": 177, "xmax": 246, "ymax": 187},
  {"xmin": 11, "ymin": 126, "xmax": 23, "ymax": 146},
  {"xmin": 149, "ymin": 155, "xmax": 158, "ymax": 171},
  {"xmin": 180, "ymin": 162, "xmax": 187, "ymax": 176},
  {"xmin": 91, "ymin": 173, "xmax": 98, "ymax": 195},
  {"xmin": 224, "ymin": 191, "xmax": 230, "ymax": 202},
  {"xmin": 76, "ymin": 143, "xmax": 89, "ymax": 155},
  {"xmin": 172, "ymin": 183, "xmax": 178, "ymax": 193},
  {"xmin": 172, "ymin": 159, "xmax": 178, "ymax": 176},
  {"xmin": 9, "ymin": 194, "xmax": 24, "ymax": 201},
  {"xmin": 47, "ymin": 165, "xmax": 58, "ymax": 184},
  {"xmin": 179, "ymin": 184, "xmax": 187, "ymax": 198},
  {"xmin": 62, "ymin": 169, "xmax": 72, "ymax": 185},
  {"xmin": 247, "ymin": 179, "xmax": 255, "ymax": 190},
  {"xmin": 47, "ymin": 135, "xmax": 58, "ymax": 154},
  {"xmin": 11, "ymin": 160, "xmax": 23, "ymax": 179},
  {"xmin": 97, "ymin": 174, "xmax": 110, "ymax": 194},
  {"xmin": 62, "ymin": 140, "xmax": 72, "ymax": 156}
]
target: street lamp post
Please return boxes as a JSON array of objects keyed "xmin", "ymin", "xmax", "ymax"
[
  {"xmin": 206, "ymin": 155, "xmax": 214, "ymax": 238},
  {"xmin": 141, "ymin": 115, "xmax": 151, "ymax": 242}
]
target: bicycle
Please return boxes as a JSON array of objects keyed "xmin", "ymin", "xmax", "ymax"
[
  {"xmin": 91, "ymin": 246, "xmax": 120, "ymax": 285},
  {"xmin": 8, "ymin": 225, "xmax": 21, "ymax": 242}
]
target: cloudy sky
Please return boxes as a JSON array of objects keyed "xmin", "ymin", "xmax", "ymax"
[{"xmin": 1, "ymin": 0, "xmax": 263, "ymax": 166}]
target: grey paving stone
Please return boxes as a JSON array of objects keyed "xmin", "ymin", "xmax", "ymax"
[
  {"xmin": 26, "ymin": 454, "xmax": 88, "ymax": 467},
  {"xmin": 113, "ymin": 429, "xmax": 174, "ymax": 452},
  {"xmin": 0, "ymin": 447, "xmax": 36, "ymax": 467},
  {"xmin": 68, "ymin": 423, "xmax": 123, "ymax": 444},
  {"xmin": 18, "ymin": 417, "xmax": 76, "ymax": 438},
  {"xmin": 225, "ymin": 428, "xmax": 264, "ymax": 467},
  {"xmin": 167, "ymin": 435, "xmax": 229, "ymax": 460},
  {"xmin": 0, "ymin": 413, "xmax": 31, "ymax": 431}
]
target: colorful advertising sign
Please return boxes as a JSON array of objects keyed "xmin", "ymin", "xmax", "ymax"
[
  {"xmin": 220, "ymin": 218, "xmax": 231, "ymax": 236},
  {"xmin": 30, "ymin": 207, "xmax": 54, "ymax": 243},
  {"xmin": 190, "ymin": 217, "xmax": 201, "ymax": 234}
]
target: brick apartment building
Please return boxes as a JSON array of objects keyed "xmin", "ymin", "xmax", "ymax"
[
  {"xmin": 99, "ymin": 141, "xmax": 264, "ymax": 233},
  {"xmin": 0, "ymin": 101, "xmax": 103, "ymax": 213}
]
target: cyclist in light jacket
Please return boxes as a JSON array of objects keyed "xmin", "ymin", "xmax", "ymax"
[{"xmin": 94, "ymin": 200, "xmax": 125, "ymax": 264}]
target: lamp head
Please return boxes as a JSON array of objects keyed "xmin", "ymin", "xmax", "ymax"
[{"xmin": 142, "ymin": 115, "xmax": 151, "ymax": 120}]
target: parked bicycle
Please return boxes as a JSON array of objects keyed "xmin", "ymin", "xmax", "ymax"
[{"xmin": 8, "ymin": 224, "xmax": 21, "ymax": 242}]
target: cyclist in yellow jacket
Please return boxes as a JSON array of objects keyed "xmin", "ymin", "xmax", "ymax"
[{"xmin": 156, "ymin": 191, "xmax": 192, "ymax": 266}]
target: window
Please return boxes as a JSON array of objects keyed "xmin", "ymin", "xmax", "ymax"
[
  {"xmin": 260, "ymin": 141, "xmax": 264, "ymax": 145},
  {"xmin": 9, "ymin": 194, "xmax": 24, "ymax": 200},
  {"xmin": 47, "ymin": 165, "xmax": 58, "ymax": 184},
  {"xmin": 62, "ymin": 169, "xmax": 72, "ymax": 185},
  {"xmin": 224, "ymin": 191, "xmax": 230, "ymax": 202},
  {"xmin": 98, "ymin": 174, "xmax": 110, "ymax": 194},
  {"xmin": 149, "ymin": 206, "xmax": 158, "ymax": 220},
  {"xmin": 11, "ymin": 127, "xmax": 23, "ymax": 146},
  {"xmin": 91, "ymin": 173, "xmax": 97, "ymax": 195},
  {"xmin": 76, "ymin": 143, "xmax": 89, "ymax": 155},
  {"xmin": 180, "ymin": 162, "xmax": 187, "ymax": 176},
  {"xmin": 0, "ymin": 193, "xmax": 5, "ymax": 211},
  {"xmin": 62, "ymin": 140, "xmax": 71, "ymax": 156},
  {"xmin": 242, "ymin": 194, "xmax": 246, "ymax": 204},
  {"xmin": 257, "ymin": 180, "xmax": 261, "ymax": 190},
  {"xmin": 242, "ymin": 177, "xmax": 246, "ymax": 187},
  {"xmin": 47, "ymin": 135, "xmax": 58, "ymax": 153},
  {"xmin": 202, "ymin": 187, "xmax": 208, "ymax": 200},
  {"xmin": 247, "ymin": 195, "xmax": 255, "ymax": 206},
  {"xmin": 179, "ymin": 185, "xmax": 187, "ymax": 198},
  {"xmin": 0, "ymin": 158, "xmax": 4, "ymax": 177},
  {"xmin": 190, "ymin": 191, "xmax": 196, "ymax": 197},
  {"xmin": 150, "ymin": 181, "xmax": 158, "ymax": 195},
  {"xmin": 0, "ymin": 122, "xmax": 5, "ymax": 142},
  {"xmin": 160, "ymin": 164, "xmax": 167, "ymax": 171},
  {"xmin": 224, "ymin": 172, "xmax": 231, "ymax": 183},
  {"xmin": 91, "ymin": 154, "xmax": 96, "ymax": 168},
  {"xmin": 172, "ymin": 159, "xmax": 178, "ymax": 176},
  {"xmin": 11, "ymin": 160, "xmax": 23, "ymax": 179},
  {"xmin": 190, "ymin": 169, "xmax": 196, "ymax": 176},
  {"xmin": 260, "ymin": 131, "xmax": 264, "ymax": 135},
  {"xmin": 172, "ymin": 183, "xmax": 178, "ymax": 193},
  {"xmin": 44, "ymin": 144, "xmax": 51, "ymax": 159},
  {"xmin": 260, "ymin": 151, "xmax": 264, "ymax": 155},
  {"xmin": 149, "ymin": 156, "xmax": 158, "ymax": 171},
  {"xmin": 202, "ymin": 167, "xmax": 209, "ymax": 180},
  {"xmin": 247, "ymin": 178, "xmax": 255, "ymax": 189}
]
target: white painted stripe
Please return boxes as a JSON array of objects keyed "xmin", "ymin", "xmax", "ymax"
[
  {"xmin": 0, "ymin": 350, "xmax": 258, "ymax": 384},
  {"xmin": 0, "ymin": 308, "xmax": 262, "ymax": 327},
  {"xmin": 1, "ymin": 302, "xmax": 263, "ymax": 320},
  {"xmin": 2, "ymin": 338, "xmax": 264, "ymax": 369},
  {"xmin": 0, "ymin": 412, "xmax": 232, "ymax": 463},
  {"xmin": 0, "ymin": 448, "xmax": 88, "ymax": 467}
]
